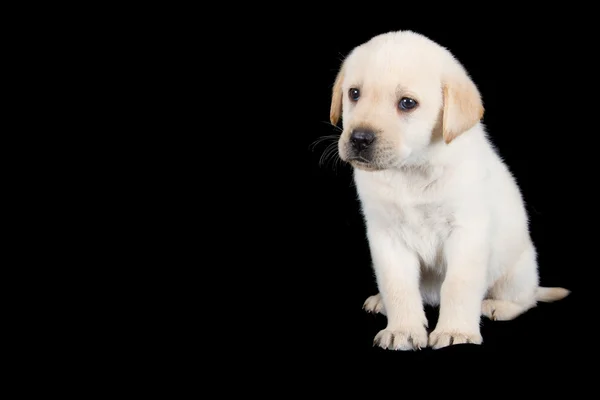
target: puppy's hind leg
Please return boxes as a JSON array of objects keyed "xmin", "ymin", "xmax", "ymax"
[
  {"xmin": 482, "ymin": 287, "xmax": 571, "ymax": 320},
  {"xmin": 482, "ymin": 245, "xmax": 541, "ymax": 321}
]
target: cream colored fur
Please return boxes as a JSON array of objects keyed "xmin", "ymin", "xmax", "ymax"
[{"xmin": 329, "ymin": 30, "xmax": 569, "ymax": 350}]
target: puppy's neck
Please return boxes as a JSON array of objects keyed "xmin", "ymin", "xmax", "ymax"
[{"xmin": 397, "ymin": 139, "xmax": 446, "ymax": 171}]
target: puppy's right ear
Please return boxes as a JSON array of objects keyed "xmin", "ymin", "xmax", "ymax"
[
  {"xmin": 441, "ymin": 62, "xmax": 484, "ymax": 144},
  {"xmin": 330, "ymin": 61, "xmax": 346, "ymax": 126}
]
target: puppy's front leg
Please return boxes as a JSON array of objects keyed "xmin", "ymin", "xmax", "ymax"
[
  {"xmin": 369, "ymin": 228, "xmax": 428, "ymax": 351},
  {"xmin": 429, "ymin": 228, "xmax": 488, "ymax": 349}
]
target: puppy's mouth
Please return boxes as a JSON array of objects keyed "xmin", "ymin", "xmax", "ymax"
[
  {"xmin": 348, "ymin": 156, "xmax": 383, "ymax": 171},
  {"xmin": 338, "ymin": 139, "xmax": 391, "ymax": 171}
]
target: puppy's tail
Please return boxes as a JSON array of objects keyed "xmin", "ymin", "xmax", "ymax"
[{"xmin": 535, "ymin": 287, "xmax": 570, "ymax": 303}]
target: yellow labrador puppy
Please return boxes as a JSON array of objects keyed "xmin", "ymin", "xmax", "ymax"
[{"xmin": 330, "ymin": 30, "xmax": 569, "ymax": 350}]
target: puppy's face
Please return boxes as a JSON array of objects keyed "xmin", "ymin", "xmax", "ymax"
[{"xmin": 330, "ymin": 32, "xmax": 484, "ymax": 171}]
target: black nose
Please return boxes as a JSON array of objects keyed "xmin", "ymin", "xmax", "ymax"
[{"xmin": 350, "ymin": 129, "xmax": 375, "ymax": 151}]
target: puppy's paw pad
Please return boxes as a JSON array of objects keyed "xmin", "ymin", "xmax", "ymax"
[
  {"xmin": 363, "ymin": 294, "xmax": 385, "ymax": 314},
  {"xmin": 428, "ymin": 330, "xmax": 482, "ymax": 349},
  {"xmin": 373, "ymin": 327, "xmax": 428, "ymax": 351}
]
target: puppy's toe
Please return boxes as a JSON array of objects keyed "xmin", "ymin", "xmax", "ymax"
[
  {"xmin": 428, "ymin": 329, "xmax": 482, "ymax": 349},
  {"xmin": 363, "ymin": 293, "xmax": 385, "ymax": 315},
  {"xmin": 481, "ymin": 299, "xmax": 527, "ymax": 321},
  {"xmin": 373, "ymin": 327, "xmax": 428, "ymax": 351}
]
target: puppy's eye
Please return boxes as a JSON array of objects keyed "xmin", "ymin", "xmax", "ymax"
[
  {"xmin": 349, "ymin": 88, "xmax": 360, "ymax": 101},
  {"xmin": 399, "ymin": 97, "xmax": 418, "ymax": 110}
]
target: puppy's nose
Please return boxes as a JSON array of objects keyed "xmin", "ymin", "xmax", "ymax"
[{"xmin": 350, "ymin": 129, "xmax": 375, "ymax": 151}]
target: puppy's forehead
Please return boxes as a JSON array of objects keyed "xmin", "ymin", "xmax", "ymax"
[{"xmin": 345, "ymin": 39, "xmax": 442, "ymax": 88}]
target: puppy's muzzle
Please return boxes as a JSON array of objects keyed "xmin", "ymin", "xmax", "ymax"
[{"xmin": 350, "ymin": 129, "xmax": 375, "ymax": 152}]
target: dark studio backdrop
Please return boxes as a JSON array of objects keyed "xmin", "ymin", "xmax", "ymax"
[
  {"xmin": 293, "ymin": 18, "xmax": 593, "ymax": 362},
  {"xmin": 149, "ymin": 12, "xmax": 597, "ymax": 371},
  {"xmin": 28, "ymin": 6, "xmax": 600, "ymax": 387}
]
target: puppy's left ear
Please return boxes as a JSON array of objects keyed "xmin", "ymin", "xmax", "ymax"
[
  {"xmin": 441, "ymin": 63, "xmax": 484, "ymax": 144},
  {"xmin": 330, "ymin": 61, "xmax": 346, "ymax": 126}
]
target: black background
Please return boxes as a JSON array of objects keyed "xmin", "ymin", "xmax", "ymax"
[
  {"xmin": 154, "ymin": 12, "xmax": 598, "ymax": 369},
  {"xmin": 26, "ymin": 5, "xmax": 600, "ymax": 391}
]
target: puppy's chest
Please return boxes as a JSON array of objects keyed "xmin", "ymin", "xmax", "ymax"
[
  {"xmin": 357, "ymin": 172, "xmax": 454, "ymax": 242},
  {"xmin": 381, "ymin": 194, "xmax": 452, "ymax": 238}
]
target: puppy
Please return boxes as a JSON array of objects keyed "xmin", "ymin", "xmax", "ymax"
[{"xmin": 330, "ymin": 30, "xmax": 570, "ymax": 350}]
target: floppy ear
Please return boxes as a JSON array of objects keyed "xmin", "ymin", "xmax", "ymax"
[
  {"xmin": 330, "ymin": 62, "xmax": 346, "ymax": 126},
  {"xmin": 441, "ymin": 64, "xmax": 484, "ymax": 144}
]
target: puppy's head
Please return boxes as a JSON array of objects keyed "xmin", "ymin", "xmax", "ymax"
[{"xmin": 330, "ymin": 31, "xmax": 484, "ymax": 171}]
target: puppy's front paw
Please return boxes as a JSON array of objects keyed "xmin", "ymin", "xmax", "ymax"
[
  {"xmin": 428, "ymin": 329, "xmax": 482, "ymax": 349},
  {"xmin": 363, "ymin": 293, "xmax": 385, "ymax": 315},
  {"xmin": 373, "ymin": 326, "xmax": 428, "ymax": 351}
]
